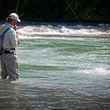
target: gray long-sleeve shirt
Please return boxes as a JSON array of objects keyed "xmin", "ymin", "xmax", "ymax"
[{"xmin": 0, "ymin": 23, "xmax": 17, "ymax": 50}]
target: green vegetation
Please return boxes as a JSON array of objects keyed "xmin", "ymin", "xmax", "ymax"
[{"xmin": 0, "ymin": 0, "xmax": 110, "ymax": 21}]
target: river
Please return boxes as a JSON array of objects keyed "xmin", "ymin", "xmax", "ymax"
[{"xmin": 0, "ymin": 23, "xmax": 110, "ymax": 110}]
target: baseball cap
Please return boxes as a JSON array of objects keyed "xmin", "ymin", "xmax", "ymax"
[{"xmin": 8, "ymin": 13, "xmax": 21, "ymax": 22}]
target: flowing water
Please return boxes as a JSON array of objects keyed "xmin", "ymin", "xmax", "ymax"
[{"xmin": 0, "ymin": 23, "xmax": 110, "ymax": 110}]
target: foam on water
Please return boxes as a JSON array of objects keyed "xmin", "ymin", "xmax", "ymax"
[
  {"xmin": 82, "ymin": 67, "xmax": 110, "ymax": 75},
  {"xmin": 17, "ymin": 23, "xmax": 110, "ymax": 39}
]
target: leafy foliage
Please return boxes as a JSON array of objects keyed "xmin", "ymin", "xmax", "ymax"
[{"xmin": 0, "ymin": 0, "xmax": 110, "ymax": 21}]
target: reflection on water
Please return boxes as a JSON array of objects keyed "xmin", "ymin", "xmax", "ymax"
[{"xmin": 1, "ymin": 37, "xmax": 110, "ymax": 110}]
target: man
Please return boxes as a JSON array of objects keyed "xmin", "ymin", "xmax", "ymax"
[{"xmin": 0, "ymin": 13, "xmax": 21, "ymax": 81}]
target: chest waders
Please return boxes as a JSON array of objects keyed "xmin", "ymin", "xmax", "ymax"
[
  {"xmin": 0, "ymin": 27, "xmax": 10, "ymax": 55},
  {"xmin": 0, "ymin": 27, "xmax": 19, "ymax": 80}
]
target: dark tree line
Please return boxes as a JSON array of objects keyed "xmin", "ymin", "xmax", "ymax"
[{"xmin": 0, "ymin": 0, "xmax": 110, "ymax": 22}]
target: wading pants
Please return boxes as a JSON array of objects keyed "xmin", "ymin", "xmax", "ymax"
[{"xmin": 0, "ymin": 53, "xmax": 19, "ymax": 81}]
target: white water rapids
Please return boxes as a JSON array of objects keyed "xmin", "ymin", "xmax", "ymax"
[
  {"xmin": 16, "ymin": 23, "xmax": 110, "ymax": 76},
  {"xmin": 17, "ymin": 23, "xmax": 110, "ymax": 39}
]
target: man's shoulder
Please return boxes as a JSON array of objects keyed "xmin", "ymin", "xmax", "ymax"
[
  {"xmin": 0, "ymin": 24, "xmax": 6, "ymax": 32},
  {"xmin": 0, "ymin": 24, "xmax": 10, "ymax": 31},
  {"xmin": 5, "ymin": 27, "xmax": 16, "ymax": 37},
  {"xmin": 4, "ymin": 24, "xmax": 15, "ymax": 32},
  {"xmin": 0, "ymin": 24, "xmax": 14, "ymax": 36}
]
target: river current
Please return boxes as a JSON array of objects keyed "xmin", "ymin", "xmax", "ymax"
[{"xmin": 0, "ymin": 23, "xmax": 110, "ymax": 110}]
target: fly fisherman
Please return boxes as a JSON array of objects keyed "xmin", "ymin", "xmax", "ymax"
[{"xmin": 0, "ymin": 13, "xmax": 21, "ymax": 81}]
